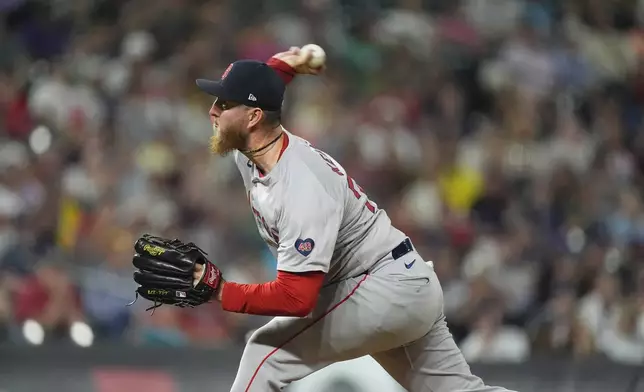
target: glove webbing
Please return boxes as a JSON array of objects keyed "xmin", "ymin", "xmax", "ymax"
[{"xmin": 127, "ymin": 292, "xmax": 197, "ymax": 315}]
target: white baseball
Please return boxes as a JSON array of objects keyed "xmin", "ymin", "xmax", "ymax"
[{"xmin": 301, "ymin": 44, "xmax": 326, "ymax": 68}]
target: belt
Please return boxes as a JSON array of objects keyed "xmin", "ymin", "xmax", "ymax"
[{"xmin": 392, "ymin": 238, "xmax": 414, "ymax": 260}]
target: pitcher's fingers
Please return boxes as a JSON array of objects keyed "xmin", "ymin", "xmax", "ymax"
[
  {"xmin": 297, "ymin": 50, "xmax": 312, "ymax": 66},
  {"xmin": 310, "ymin": 65, "xmax": 326, "ymax": 75},
  {"xmin": 193, "ymin": 263, "xmax": 204, "ymax": 279}
]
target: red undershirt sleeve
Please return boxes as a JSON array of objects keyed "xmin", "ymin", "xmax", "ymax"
[
  {"xmin": 266, "ymin": 57, "xmax": 296, "ymax": 85},
  {"xmin": 221, "ymin": 270, "xmax": 325, "ymax": 317}
]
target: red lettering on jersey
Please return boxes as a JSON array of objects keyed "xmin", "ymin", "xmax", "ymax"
[
  {"xmin": 314, "ymin": 148, "xmax": 377, "ymax": 213},
  {"xmin": 261, "ymin": 216, "xmax": 271, "ymax": 234},
  {"xmin": 348, "ymin": 176, "xmax": 376, "ymax": 212},
  {"xmin": 251, "ymin": 205, "xmax": 279, "ymax": 245},
  {"xmin": 270, "ymin": 228, "xmax": 280, "ymax": 243},
  {"xmin": 314, "ymin": 149, "xmax": 344, "ymax": 176}
]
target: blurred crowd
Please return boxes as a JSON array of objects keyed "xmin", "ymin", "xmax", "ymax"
[{"xmin": 1, "ymin": 0, "xmax": 644, "ymax": 365}]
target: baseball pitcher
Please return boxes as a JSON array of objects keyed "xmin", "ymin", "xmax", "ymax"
[{"xmin": 130, "ymin": 47, "xmax": 516, "ymax": 392}]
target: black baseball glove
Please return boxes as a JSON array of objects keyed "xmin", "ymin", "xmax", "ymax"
[{"xmin": 129, "ymin": 234, "xmax": 222, "ymax": 312}]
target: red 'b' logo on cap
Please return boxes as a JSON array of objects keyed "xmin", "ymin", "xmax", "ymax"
[{"xmin": 222, "ymin": 64, "xmax": 233, "ymax": 79}]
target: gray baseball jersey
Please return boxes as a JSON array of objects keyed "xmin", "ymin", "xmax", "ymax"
[
  {"xmin": 234, "ymin": 129, "xmax": 406, "ymax": 283},
  {"xmin": 230, "ymin": 128, "xmax": 515, "ymax": 392}
]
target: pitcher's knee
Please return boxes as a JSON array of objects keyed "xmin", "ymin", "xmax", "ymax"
[
  {"xmin": 231, "ymin": 318, "xmax": 331, "ymax": 391},
  {"xmin": 231, "ymin": 333, "xmax": 293, "ymax": 392}
]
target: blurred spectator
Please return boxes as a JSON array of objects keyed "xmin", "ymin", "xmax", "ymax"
[
  {"xmin": 470, "ymin": 164, "xmax": 509, "ymax": 232},
  {"xmin": 451, "ymin": 273, "xmax": 503, "ymax": 341},
  {"xmin": 460, "ymin": 299, "xmax": 531, "ymax": 363},
  {"xmin": 487, "ymin": 225, "xmax": 539, "ymax": 324},
  {"xmin": 399, "ymin": 138, "xmax": 442, "ymax": 230},
  {"xmin": 12, "ymin": 255, "xmax": 84, "ymax": 341},
  {"xmin": 495, "ymin": 14, "xmax": 554, "ymax": 100},
  {"xmin": 437, "ymin": 134, "xmax": 483, "ymax": 216},
  {"xmin": 577, "ymin": 271, "xmax": 622, "ymax": 355},
  {"xmin": 372, "ymin": 0, "xmax": 435, "ymax": 58},
  {"xmin": 606, "ymin": 188, "xmax": 644, "ymax": 247},
  {"xmin": 77, "ymin": 227, "xmax": 137, "ymax": 341},
  {"xmin": 598, "ymin": 298, "xmax": 644, "ymax": 364},
  {"xmin": 136, "ymin": 306, "xmax": 189, "ymax": 347},
  {"xmin": 529, "ymin": 287, "xmax": 582, "ymax": 356},
  {"xmin": 462, "ymin": 0, "xmax": 523, "ymax": 40},
  {"xmin": 433, "ymin": 246, "xmax": 468, "ymax": 320}
]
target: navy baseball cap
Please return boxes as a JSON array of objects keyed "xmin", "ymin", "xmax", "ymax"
[{"xmin": 196, "ymin": 60, "xmax": 285, "ymax": 112}]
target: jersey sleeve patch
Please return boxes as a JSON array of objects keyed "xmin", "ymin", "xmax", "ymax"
[
  {"xmin": 294, "ymin": 238, "xmax": 315, "ymax": 257},
  {"xmin": 276, "ymin": 185, "xmax": 341, "ymax": 273}
]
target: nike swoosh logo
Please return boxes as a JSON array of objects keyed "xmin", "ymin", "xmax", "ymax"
[{"xmin": 404, "ymin": 259, "xmax": 416, "ymax": 269}]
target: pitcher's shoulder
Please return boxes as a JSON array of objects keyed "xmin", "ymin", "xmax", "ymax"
[{"xmin": 279, "ymin": 160, "xmax": 339, "ymax": 197}]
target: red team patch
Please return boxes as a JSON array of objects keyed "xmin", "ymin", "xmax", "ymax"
[{"xmin": 295, "ymin": 238, "xmax": 315, "ymax": 256}]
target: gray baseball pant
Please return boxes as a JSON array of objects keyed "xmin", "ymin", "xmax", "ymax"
[{"xmin": 229, "ymin": 250, "xmax": 515, "ymax": 392}]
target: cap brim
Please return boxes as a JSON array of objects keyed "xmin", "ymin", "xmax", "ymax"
[{"xmin": 196, "ymin": 79, "xmax": 227, "ymax": 98}]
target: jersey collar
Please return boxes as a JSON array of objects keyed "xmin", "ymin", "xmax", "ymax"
[{"xmin": 251, "ymin": 129, "xmax": 290, "ymax": 184}]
